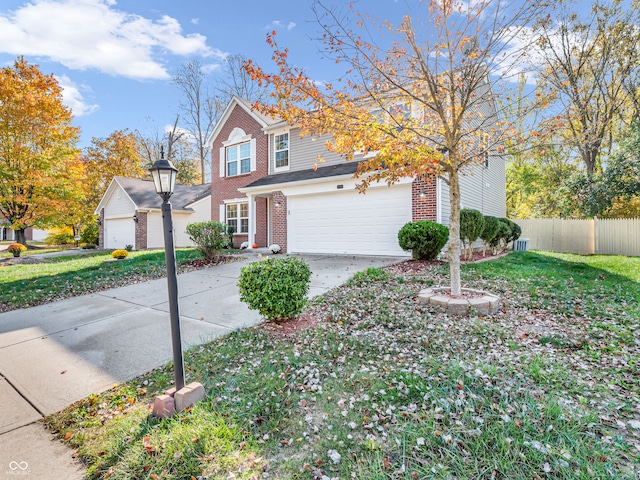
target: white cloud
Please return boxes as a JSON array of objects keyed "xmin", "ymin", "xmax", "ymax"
[
  {"xmin": 264, "ymin": 20, "xmax": 297, "ymax": 31},
  {"xmin": 56, "ymin": 74, "xmax": 99, "ymax": 116},
  {"xmin": 0, "ymin": 0, "xmax": 225, "ymax": 80}
]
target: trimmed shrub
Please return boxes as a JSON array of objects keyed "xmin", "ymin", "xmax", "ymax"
[
  {"xmin": 480, "ymin": 216, "xmax": 500, "ymax": 256},
  {"xmin": 490, "ymin": 220, "xmax": 512, "ymax": 254},
  {"xmin": 398, "ymin": 220, "xmax": 449, "ymax": 260},
  {"xmin": 80, "ymin": 222, "xmax": 99, "ymax": 245},
  {"xmin": 459, "ymin": 208, "xmax": 485, "ymax": 260},
  {"xmin": 185, "ymin": 221, "xmax": 229, "ymax": 261},
  {"xmin": 82, "ymin": 243, "xmax": 97, "ymax": 249},
  {"xmin": 499, "ymin": 217, "xmax": 522, "ymax": 244},
  {"xmin": 45, "ymin": 231, "xmax": 74, "ymax": 245},
  {"xmin": 111, "ymin": 249, "xmax": 129, "ymax": 259},
  {"xmin": 238, "ymin": 256, "xmax": 312, "ymax": 320}
]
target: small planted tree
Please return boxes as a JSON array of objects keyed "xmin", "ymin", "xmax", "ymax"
[
  {"xmin": 398, "ymin": 220, "xmax": 449, "ymax": 260},
  {"xmin": 480, "ymin": 216, "xmax": 500, "ymax": 256},
  {"xmin": 185, "ymin": 221, "xmax": 228, "ymax": 261},
  {"xmin": 459, "ymin": 208, "xmax": 485, "ymax": 261},
  {"xmin": 238, "ymin": 256, "xmax": 311, "ymax": 320},
  {"xmin": 490, "ymin": 220, "xmax": 512, "ymax": 254},
  {"xmin": 499, "ymin": 217, "xmax": 522, "ymax": 246}
]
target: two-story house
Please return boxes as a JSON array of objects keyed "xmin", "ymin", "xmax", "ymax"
[{"xmin": 207, "ymin": 96, "xmax": 506, "ymax": 256}]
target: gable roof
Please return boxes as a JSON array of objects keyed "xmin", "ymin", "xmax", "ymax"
[
  {"xmin": 95, "ymin": 177, "xmax": 211, "ymax": 214},
  {"xmin": 205, "ymin": 96, "xmax": 281, "ymax": 149}
]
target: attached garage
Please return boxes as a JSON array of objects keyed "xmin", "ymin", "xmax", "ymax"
[
  {"xmin": 104, "ymin": 217, "xmax": 135, "ymax": 250},
  {"xmin": 288, "ymin": 184, "xmax": 412, "ymax": 256}
]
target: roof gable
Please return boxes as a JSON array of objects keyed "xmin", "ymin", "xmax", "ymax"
[
  {"xmin": 95, "ymin": 177, "xmax": 211, "ymax": 214},
  {"xmin": 205, "ymin": 96, "xmax": 280, "ymax": 149}
]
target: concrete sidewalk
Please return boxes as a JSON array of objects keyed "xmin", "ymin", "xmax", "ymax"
[{"xmin": 0, "ymin": 253, "xmax": 399, "ymax": 478}]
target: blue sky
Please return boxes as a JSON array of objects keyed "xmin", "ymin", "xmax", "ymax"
[{"xmin": 0, "ymin": 0, "xmax": 407, "ymax": 147}]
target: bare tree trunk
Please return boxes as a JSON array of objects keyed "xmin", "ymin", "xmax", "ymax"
[
  {"xmin": 15, "ymin": 228, "xmax": 27, "ymax": 246},
  {"xmin": 447, "ymin": 169, "xmax": 462, "ymax": 296}
]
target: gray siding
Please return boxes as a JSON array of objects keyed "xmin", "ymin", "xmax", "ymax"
[{"xmin": 270, "ymin": 128, "xmax": 350, "ymax": 174}]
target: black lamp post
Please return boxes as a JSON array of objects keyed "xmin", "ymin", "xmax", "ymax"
[{"xmin": 149, "ymin": 149, "xmax": 185, "ymax": 391}]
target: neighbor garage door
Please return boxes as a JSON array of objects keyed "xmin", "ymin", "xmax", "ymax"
[
  {"xmin": 104, "ymin": 218, "xmax": 135, "ymax": 250},
  {"xmin": 288, "ymin": 184, "xmax": 411, "ymax": 256}
]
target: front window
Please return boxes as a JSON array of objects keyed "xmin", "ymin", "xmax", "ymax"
[
  {"xmin": 274, "ymin": 132, "xmax": 289, "ymax": 169},
  {"xmin": 226, "ymin": 203, "xmax": 249, "ymax": 234},
  {"xmin": 226, "ymin": 142, "xmax": 251, "ymax": 177}
]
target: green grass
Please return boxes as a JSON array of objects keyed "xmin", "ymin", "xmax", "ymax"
[
  {"xmin": 0, "ymin": 249, "xmax": 202, "ymax": 311},
  {"xmin": 43, "ymin": 251, "xmax": 640, "ymax": 479}
]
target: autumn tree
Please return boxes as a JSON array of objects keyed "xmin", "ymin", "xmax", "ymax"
[
  {"xmin": 135, "ymin": 117, "xmax": 202, "ymax": 185},
  {"xmin": 534, "ymin": 0, "xmax": 640, "ymax": 176},
  {"xmin": 83, "ymin": 129, "xmax": 146, "ymax": 211},
  {"xmin": 245, "ymin": 0, "xmax": 548, "ymax": 295},
  {"xmin": 0, "ymin": 58, "xmax": 80, "ymax": 245}
]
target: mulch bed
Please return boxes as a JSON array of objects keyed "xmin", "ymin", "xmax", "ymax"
[{"xmin": 259, "ymin": 312, "xmax": 322, "ymax": 338}]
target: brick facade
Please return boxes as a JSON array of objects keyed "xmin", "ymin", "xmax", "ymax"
[
  {"xmin": 271, "ymin": 191, "xmax": 287, "ymax": 252},
  {"xmin": 98, "ymin": 208, "xmax": 105, "ymax": 248},
  {"xmin": 210, "ymin": 104, "xmax": 270, "ymax": 247},
  {"xmin": 412, "ymin": 178, "xmax": 437, "ymax": 221},
  {"xmin": 134, "ymin": 210, "xmax": 147, "ymax": 250}
]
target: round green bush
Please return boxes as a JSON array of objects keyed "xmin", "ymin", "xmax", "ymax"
[
  {"xmin": 238, "ymin": 256, "xmax": 312, "ymax": 320},
  {"xmin": 490, "ymin": 220, "xmax": 512, "ymax": 250},
  {"xmin": 499, "ymin": 217, "xmax": 522, "ymax": 244},
  {"xmin": 398, "ymin": 220, "xmax": 449, "ymax": 260},
  {"xmin": 460, "ymin": 208, "xmax": 485, "ymax": 258},
  {"xmin": 480, "ymin": 215, "xmax": 500, "ymax": 245},
  {"xmin": 460, "ymin": 208, "xmax": 485, "ymax": 244}
]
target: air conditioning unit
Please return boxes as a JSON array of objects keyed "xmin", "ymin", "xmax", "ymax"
[{"xmin": 513, "ymin": 238, "xmax": 529, "ymax": 252}]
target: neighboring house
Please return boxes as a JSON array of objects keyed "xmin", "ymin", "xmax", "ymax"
[
  {"xmin": 0, "ymin": 220, "xmax": 47, "ymax": 242},
  {"xmin": 207, "ymin": 96, "xmax": 506, "ymax": 256},
  {"xmin": 95, "ymin": 177, "xmax": 211, "ymax": 250}
]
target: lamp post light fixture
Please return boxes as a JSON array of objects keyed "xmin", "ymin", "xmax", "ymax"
[{"xmin": 149, "ymin": 150, "xmax": 185, "ymax": 391}]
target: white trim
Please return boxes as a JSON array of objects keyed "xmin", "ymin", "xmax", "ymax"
[
  {"xmin": 222, "ymin": 127, "xmax": 251, "ymax": 146},
  {"xmin": 250, "ymin": 138, "xmax": 257, "ymax": 172},
  {"xmin": 205, "ymin": 97, "xmax": 270, "ymax": 149},
  {"xmin": 239, "ymin": 174, "xmax": 413, "ymax": 197},
  {"xmin": 247, "ymin": 196, "xmax": 255, "ymax": 245},
  {"xmin": 273, "ymin": 130, "xmax": 290, "ymax": 173},
  {"xmin": 223, "ymin": 197, "xmax": 248, "ymax": 204},
  {"xmin": 436, "ymin": 177, "xmax": 442, "ymax": 224},
  {"xmin": 219, "ymin": 204, "xmax": 225, "ymax": 223}
]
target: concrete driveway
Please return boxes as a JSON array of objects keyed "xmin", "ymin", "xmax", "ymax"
[{"xmin": 0, "ymin": 253, "xmax": 400, "ymax": 478}]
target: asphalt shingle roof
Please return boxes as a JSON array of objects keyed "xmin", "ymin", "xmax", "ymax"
[
  {"xmin": 244, "ymin": 161, "xmax": 362, "ymax": 189},
  {"xmin": 114, "ymin": 177, "xmax": 211, "ymax": 211}
]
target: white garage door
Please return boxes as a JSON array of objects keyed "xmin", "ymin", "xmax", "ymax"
[
  {"xmin": 288, "ymin": 185, "xmax": 411, "ymax": 256},
  {"xmin": 104, "ymin": 218, "xmax": 135, "ymax": 250}
]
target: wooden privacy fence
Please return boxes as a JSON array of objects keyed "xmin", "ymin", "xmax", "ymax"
[{"xmin": 514, "ymin": 218, "xmax": 640, "ymax": 256}]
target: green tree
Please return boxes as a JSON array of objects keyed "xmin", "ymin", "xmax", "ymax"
[{"xmin": 0, "ymin": 58, "xmax": 80, "ymax": 245}]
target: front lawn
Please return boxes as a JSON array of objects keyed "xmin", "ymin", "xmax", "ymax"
[
  {"xmin": 0, "ymin": 249, "xmax": 203, "ymax": 311},
  {"xmin": 45, "ymin": 251, "xmax": 640, "ymax": 479}
]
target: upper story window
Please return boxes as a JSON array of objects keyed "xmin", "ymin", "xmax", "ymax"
[
  {"xmin": 226, "ymin": 142, "xmax": 251, "ymax": 176},
  {"xmin": 220, "ymin": 128, "xmax": 256, "ymax": 178},
  {"xmin": 274, "ymin": 132, "xmax": 289, "ymax": 170}
]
